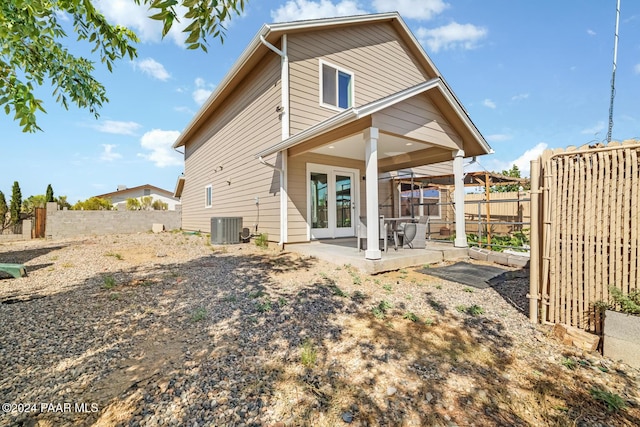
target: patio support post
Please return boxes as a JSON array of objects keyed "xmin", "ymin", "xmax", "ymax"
[
  {"xmin": 453, "ymin": 149, "xmax": 468, "ymax": 247},
  {"xmin": 364, "ymin": 127, "xmax": 381, "ymax": 260}
]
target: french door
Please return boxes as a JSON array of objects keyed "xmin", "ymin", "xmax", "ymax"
[{"xmin": 308, "ymin": 164, "xmax": 358, "ymax": 239}]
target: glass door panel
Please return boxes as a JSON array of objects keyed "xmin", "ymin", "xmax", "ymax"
[
  {"xmin": 310, "ymin": 172, "xmax": 328, "ymax": 230},
  {"xmin": 335, "ymin": 174, "xmax": 352, "ymax": 228}
]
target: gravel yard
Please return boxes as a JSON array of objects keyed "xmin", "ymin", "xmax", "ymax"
[{"xmin": 0, "ymin": 232, "xmax": 639, "ymax": 426}]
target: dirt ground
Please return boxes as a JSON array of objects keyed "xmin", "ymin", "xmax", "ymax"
[{"xmin": 0, "ymin": 233, "xmax": 639, "ymax": 426}]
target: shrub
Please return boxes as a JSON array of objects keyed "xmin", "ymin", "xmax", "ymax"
[
  {"xmin": 609, "ymin": 287, "xmax": 640, "ymax": 315},
  {"xmin": 255, "ymin": 233, "xmax": 268, "ymax": 248}
]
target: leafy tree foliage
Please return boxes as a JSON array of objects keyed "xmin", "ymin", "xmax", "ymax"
[
  {"xmin": 46, "ymin": 184, "xmax": 54, "ymax": 202},
  {"xmin": 126, "ymin": 197, "xmax": 141, "ymax": 210},
  {"xmin": 152, "ymin": 199, "xmax": 168, "ymax": 210},
  {"xmin": 1, "ymin": 0, "xmax": 246, "ymax": 132},
  {"xmin": 56, "ymin": 195, "xmax": 72, "ymax": 210},
  {"xmin": 22, "ymin": 194, "xmax": 47, "ymax": 218},
  {"xmin": 9, "ymin": 181, "xmax": 22, "ymax": 224},
  {"xmin": 0, "ymin": 190, "xmax": 8, "ymax": 229},
  {"xmin": 140, "ymin": 196, "xmax": 153, "ymax": 210},
  {"xmin": 492, "ymin": 165, "xmax": 531, "ymax": 193},
  {"xmin": 72, "ymin": 196, "xmax": 112, "ymax": 210}
]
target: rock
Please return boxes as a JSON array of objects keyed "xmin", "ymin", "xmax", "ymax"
[
  {"xmin": 386, "ymin": 386, "xmax": 397, "ymax": 396},
  {"xmin": 341, "ymin": 411, "xmax": 353, "ymax": 423},
  {"xmin": 425, "ymin": 392, "xmax": 434, "ymax": 403}
]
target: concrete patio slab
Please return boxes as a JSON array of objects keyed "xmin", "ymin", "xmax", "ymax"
[{"xmin": 286, "ymin": 239, "xmax": 468, "ymax": 274}]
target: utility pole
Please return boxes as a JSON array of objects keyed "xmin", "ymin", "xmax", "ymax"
[{"xmin": 607, "ymin": 0, "xmax": 621, "ymax": 143}]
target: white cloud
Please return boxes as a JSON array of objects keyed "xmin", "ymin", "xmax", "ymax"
[
  {"xmin": 511, "ymin": 143, "xmax": 548, "ymax": 177},
  {"xmin": 100, "ymin": 144, "xmax": 122, "ymax": 162},
  {"xmin": 372, "ymin": 0, "xmax": 448, "ymax": 21},
  {"xmin": 133, "ymin": 58, "xmax": 171, "ymax": 81},
  {"xmin": 94, "ymin": 120, "xmax": 142, "ymax": 136},
  {"xmin": 634, "ymin": 63, "xmax": 640, "ymax": 74},
  {"xmin": 581, "ymin": 121, "xmax": 605, "ymax": 136},
  {"xmin": 511, "ymin": 93, "xmax": 529, "ymax": 101},
  {"xmin": 490, "ymin": 143, "xmax": 548, "ymax": 177},
  {"xmin": 486, "ymin": 134, "xmax": 511, "ymax": 143},
  {"xmin": 271, "ymin": 0, "xmax": 367, "ymax": 22},
  {"xmin": 138, "ymin": 129, "xmax": 182, "ymax": 167},
  {"xmin": 483, "ymin": 99, "xmax": 496, "ymax": 109},
  {"xmin": 192, "ymin": 78, "xmax": 216, "ymax": 105},
  {"xmin": 587, "ymin": 29, "xmax": 596, "ymax": 36},
  {"xmin": 416, "ymin": 22, "xmax": 487, "ymax": 53},
  {"xmin": 95, "ymin": 0, "xmax": 189, "ymax": 46}
]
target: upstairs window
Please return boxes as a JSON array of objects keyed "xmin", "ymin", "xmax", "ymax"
[{"xmin": 321, "ymin": 61, "xmax": 353, "ymax": 109}]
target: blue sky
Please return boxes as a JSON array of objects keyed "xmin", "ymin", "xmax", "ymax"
[{"xmin": 1, "ymin": 0, "xmax": 639, "ymax": 203}]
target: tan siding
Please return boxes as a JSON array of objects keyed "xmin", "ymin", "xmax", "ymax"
[
  {"xmin": 288, "ymin": 22, "xmax": 428, "ymax": 135},
  {"xmin": 182, "ymin": 54, "xmax": 283, "ymax": 239},
  {"xmin": 372, "ymin": 94, "xmax": 462, "ymax": 149},
  {"xmin": 288, "ymin": 153, "xmax": 397, "ymax": 243}
]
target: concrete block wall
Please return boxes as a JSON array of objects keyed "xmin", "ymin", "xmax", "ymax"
[{"xmin": 46, "ymin": 203, "xmax": 181, "ymax": 239}]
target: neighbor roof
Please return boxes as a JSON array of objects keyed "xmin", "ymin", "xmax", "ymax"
[
  {"xmin": 173, "ymin": 12, "xmax": 448, "ymax": 149},
  {"xmin": 95, "ymin": 184, "xmax": 177, "ymax": 199}
]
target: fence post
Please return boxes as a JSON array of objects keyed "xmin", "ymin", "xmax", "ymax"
[{"xmin": 529, "ymin": 158, "xmax": 541, "ymax": 324}]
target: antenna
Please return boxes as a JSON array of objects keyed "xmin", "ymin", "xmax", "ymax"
[{"xmin": 607, "ymin": 0, "xmax": 621, "ymax": 143}]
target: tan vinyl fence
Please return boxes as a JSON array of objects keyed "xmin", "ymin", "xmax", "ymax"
[
  {"xmin": 464, "ymin": 191, "xmax": 530, "ymax": 235},
  {"xmin": 529, "ymin": 140, "xmax": 640, "ymax": 333}
]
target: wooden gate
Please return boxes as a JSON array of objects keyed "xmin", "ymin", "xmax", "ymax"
[
  {"xmin": 33, "ymin": 207, "xmax": 46, "ymax": 238},
  {"xmin": 529, "ymin": 140, "xmax": 640, "ymax": 332}
]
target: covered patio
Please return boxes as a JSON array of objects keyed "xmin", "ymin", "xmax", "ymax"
[
  {"xmin": 256, "ymin": 79, "xmax": 491, "ymax": 270},
  {"xmin": 287, "ymin": 238, "xmax": 468, "ymax": 274}
]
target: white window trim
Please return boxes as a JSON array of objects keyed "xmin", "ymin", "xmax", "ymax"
[
  {"xmin": 318, "ymin": 59, "xmax": 355, "ymax": 112},
  {"xmin": 205, "ymin": 184, "xmax": 213, "ymax": 208}
]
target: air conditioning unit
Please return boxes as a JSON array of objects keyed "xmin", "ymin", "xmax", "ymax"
[{"xmin": 210, "ymin": 217, "xmax": 242, "ymax": 244}]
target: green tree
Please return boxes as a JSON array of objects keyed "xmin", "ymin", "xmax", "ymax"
[
  {"xmin": 9, "ymin": 181, "xmax": 22, "ymax": 224},
  {"xmin": 152, "ymin": 199, "xmax": 168, "ymax": 210},
  {"xmin": 492, "ymin": 165, "xmax": 531, "ymax": 192},
  {"xmin": 1, "ymin": 0, "xmax": 246, "ymax": 132},
  {"xmin": 126, "ymin": 197, "xmax": 141, "ymax": 210},
  {"xmin": 72, "ymin": 197, "xmax": 112, "ymax": 210},
  {"xmin": 0, "ymin": 190, "xmax": 8, "ymax": 229},
  {"xmin": 140, "ymin": 196, "xmax": 153, "ymax": 210},
  {"xmin": 46, "ymin": 184, "xmax": 54, "ymax": 202},
  {"xmin": 56, "ymin": 195, "xmax": 72, "ymax": 210},
  {"xmin": 22, "ymin": 194, "xmax": 47, "ymax": 218}
]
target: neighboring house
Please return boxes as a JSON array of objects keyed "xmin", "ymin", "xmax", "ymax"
[
  {"xmin": 96, "ymin": 184, "xmax": 181, "ymax": 210},
  {"xmin": 173, "ymin": 12, "xmax": 491, "ymax": 260}
]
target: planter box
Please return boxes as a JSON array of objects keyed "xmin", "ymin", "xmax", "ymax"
[{"xmin": 603, "ymin": 309, "xmax": 640, "ymax": 369}]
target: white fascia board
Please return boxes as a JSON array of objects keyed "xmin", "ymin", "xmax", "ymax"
[
  {"xmin": 433, "ymin": 83, "xmax": 492, "ymax": 154},
  {"xmin": 267, "ymin": 12, "xmax": 399, "ymax": 33}
]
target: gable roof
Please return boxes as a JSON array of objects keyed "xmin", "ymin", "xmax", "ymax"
[
  {"xmin": 95, "ymin": 184, "xmax": 177, "ymax": 200},
  {"xmin": 255, "ymin": 79, "xmax": 491, "ymax": 159},
  {"xmin": 173, "ymin": 12, "xmax": 448, "ymax": 149}
]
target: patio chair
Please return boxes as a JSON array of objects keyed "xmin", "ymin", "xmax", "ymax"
[{"xmin": 398, "ymin": 216, "xmax": 428, "ymax": 249}]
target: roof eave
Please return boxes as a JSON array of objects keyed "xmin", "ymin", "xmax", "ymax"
[
  {"xmin": 255, "ymin": 79, "xmax": 494, "ymax": 159},
  {"xmin": 173, "ymin": 12, "xmax": 407, "ymax": 149},
  {"xmin": 173, "ymin": 24, "xmax": 272, "ymax": 148}
]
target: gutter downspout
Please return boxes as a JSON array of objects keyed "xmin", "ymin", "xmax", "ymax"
[{"xmin": 260, "ymin": 34, "xmax": 290, "ymax": 247}]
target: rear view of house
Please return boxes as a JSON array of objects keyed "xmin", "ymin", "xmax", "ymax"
[{"xmin": 173, "ymin": 12, "xmax": 491, "ymax": 260}]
